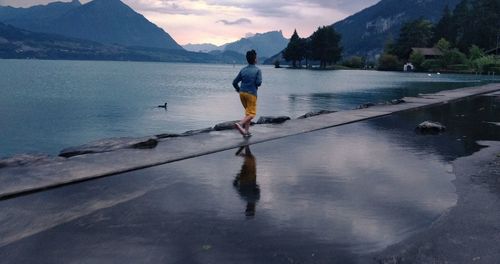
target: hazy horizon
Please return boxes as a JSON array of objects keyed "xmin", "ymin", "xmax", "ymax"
[{"xmin": 0, "ymin": 0, "xmax": 378, "ymax": 45}]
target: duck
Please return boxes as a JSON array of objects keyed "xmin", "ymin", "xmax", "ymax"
[{"xmin": 158, "ymin": 102, "xmax": 168, "ymax": 109}]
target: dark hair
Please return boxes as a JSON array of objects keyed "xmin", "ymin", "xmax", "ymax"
[{"xmin": 246, "ymin": 50, "xmax": 257, "ymax": 64}]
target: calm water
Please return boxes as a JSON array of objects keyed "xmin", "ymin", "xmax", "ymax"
[
  {"xmin": 0, "ymin": 59, "xmax": 494, "ymax": 157},
  {"xmin": 1, "ymin": 95, "xmax": 498, "ymax": 263}
]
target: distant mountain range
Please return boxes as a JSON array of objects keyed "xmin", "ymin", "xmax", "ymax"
[
  {"xmin": 0, "ymin": 0, "xmax": 182, "ymax": 50},
  {"xmin": 183, "ymin": 31, "xmax": 288, "ymax": 59},
  {"xmin": 0, "ymin": 22, "xmax": 246, "ymax": 63},
  {"xmin": 183, "ymin": 43, "xmax": 223, "ymax": 53},
  {"xmin": 333, "ymin": 0, "xmax": 462, "ymax": 58},
  {"xmin": 224, "ymin": 31, "xmax": 288, "ymax": 58}
]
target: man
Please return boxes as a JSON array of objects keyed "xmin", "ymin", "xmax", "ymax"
[{"xmin": 232, "ymin": 50, "xmax": 262, "ymax": 137}]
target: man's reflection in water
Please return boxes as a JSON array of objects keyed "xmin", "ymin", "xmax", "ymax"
[{"xmin": 233, "ymin": 146, "xmax": 260, "ymax": 218}]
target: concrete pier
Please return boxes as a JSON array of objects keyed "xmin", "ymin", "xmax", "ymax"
[{"xmin": 0, "ymin": 83, "xmax": 499, "ymax": 200}]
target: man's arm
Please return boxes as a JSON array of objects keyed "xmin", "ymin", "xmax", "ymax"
[
  {"xmin": 255, "ymin": 69, "xmax": 262, "ymax": 87},
  {"xmin": 233, "ymin": 72, "xmax": 242, "ymax": 91}
]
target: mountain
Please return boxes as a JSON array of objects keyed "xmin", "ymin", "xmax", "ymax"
[
  {"xmin": 0, "ymin": 22, "xmax": 244, "ymax": 63},
  {"xmin": 183, "ymin": 43, "xmax": 223, "ymax": 53},
  {"xmin": 0, "ymin": 21, "xmax": 140, "ymax": 60},
  {"xmin": 223, "ymin": 31, "xmax": 288, "ymax": 58},
  {"xmin": 0, "ymin": 0, "xmax": 81, "ymax": 32},
  {"xmin": 0, "ymin": 0, "xmax": 182, "ymax": 50},
  {"xmin": 332, "ymin": 0, "xmax": 462, "ymax": 59}
]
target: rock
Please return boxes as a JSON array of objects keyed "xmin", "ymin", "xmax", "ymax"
[
  {"xmin": 256, "ymin": 116, "xmax": 291, "ymax": 124},
  {"xmin": 213, "ymin": 120, "xmax": 240, "ymax": 131},
  {"xmin": 0, "ymin": 154, "xmax": 57, "ymax": 168},
  {"xmin": 356, "ymin": 103, "xmax": 376, "ymax": 109},
  {"xmin": 181, "ymin": 127, "xmax": 214, "ymax": 136},
  {"xmin": 389, "ymin": 99, "xmax": 406, "ymax": 105},
  {"xmin": 416, "ymin": 121, "xmax": 446, "ymax": 134},
  {"xmin": 155, "ymin": 133, "xmax": 181, "ymax": 139},
  {"xmin": 130, "ymin": 139, "xmax": 158, "ymax": 149},
  {"xmin": 297, "ymin": 110, "xmax": 336, "ymax": 119},
  {"xmin": 59, "ymin": 137, "xmax": 158, "ymax": 158}
]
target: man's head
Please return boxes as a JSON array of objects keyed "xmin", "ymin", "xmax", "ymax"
[{"xmin": 246, "ymin": 50, "xmax": 257, "ymax": 65}]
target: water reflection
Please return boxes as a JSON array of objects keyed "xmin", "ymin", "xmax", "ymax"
[
  {"xmin": 1, "ymin": 95, "xmax": 498, "ymax": 263},
  {"xmin": 287, "ymin": 81, "xmax": 488, "ymax": 113},
  {"xmin": 233, "ymin": 146, "xmax": 260, "ymax": 218}
]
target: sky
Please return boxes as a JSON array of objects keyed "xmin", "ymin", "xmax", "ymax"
[{"xmin": 0, "ymin": 0, "xmax": 379, "ymax": 45}]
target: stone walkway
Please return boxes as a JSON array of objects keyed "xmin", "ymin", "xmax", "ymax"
[{"xmin": 0, "ymin": 83, "xmax": 499, "ymax": 200}]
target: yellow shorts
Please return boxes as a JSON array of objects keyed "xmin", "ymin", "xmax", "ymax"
[{"xmin": 239, "ymin": 92, "xmax": 257, "ymax": 117}]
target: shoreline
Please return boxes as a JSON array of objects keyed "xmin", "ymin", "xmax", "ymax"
[{"xmin": 0, "ymin": 84, "xmax": 498, "ymax": 200}]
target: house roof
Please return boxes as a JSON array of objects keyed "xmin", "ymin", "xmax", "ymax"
[{"xmin": 411, "ymin": 48, "xmax": 443, "ymax": 56}]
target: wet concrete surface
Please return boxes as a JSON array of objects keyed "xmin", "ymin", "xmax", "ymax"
[{"xmin": 0, "ymin": 94, "xmax": 498, "ymax": 263}]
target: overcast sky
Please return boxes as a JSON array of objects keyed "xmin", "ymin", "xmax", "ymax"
[{"xmin": 0, "ymin": 0, "xmax": 378, "ymax": 45}]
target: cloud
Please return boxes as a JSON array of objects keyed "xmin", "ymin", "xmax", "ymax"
[
  {"xmin": 202, "ymin": 0, "xmax": 379, "ymax": 18},
  {"xmin": 125, "ymin": 0, "xmax": 209, "ymax": 15},
  {"xmin": 216, "ymin": 18, "xmax": 252, "ymax": 25}
]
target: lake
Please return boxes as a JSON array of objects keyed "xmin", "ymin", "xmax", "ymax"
[{"xmin": 0, "ymin": 59, "xmax": 494, "ymax": 157}]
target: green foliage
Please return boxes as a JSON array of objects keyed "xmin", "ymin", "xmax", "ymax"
[
  {"xmin": 435, "ymin": 38, "xmax": 451, "ymax": 52},
  {"xmin": 378, "ymin": 54, "xmax": 401, "ymax": 71},
  {"xmin": 442, "ymin": 48, "xmax": 467, "ymax": 66},
  {"xmin": 342, "ymin": 56, "xmax": 364, "ymax": 68},
  {"xmin": 391, "ymin": 19, "xmax": 434, "ymax": 59},
  {"xmin": 409, "ymin": 51, "xmax": 425, "ymax": 70},
  {"xmin": 434, "ymin": 0, "xmax": 500, "ymax": 52},
  {"xmin": 470, "ymin": 55, "xmax": 497, "ymax": 73},
  {"xmin": 421, "ymin": 59, "xmax": 442, "ymax": 71},
  {"xmin": 310, "ymin": 26, "xmax": 342, "ymax": 69},
  {"xmin": 283, "ymin": 30, "xmax": 306, "ymax": 68},
  {"xmin": 468, "ymin": 45, "xmax": 485, "ymax": 61}
]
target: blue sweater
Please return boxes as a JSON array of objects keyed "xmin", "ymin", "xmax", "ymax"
[{"xmin": 232, "ymin": 64, "xmax": 262, "ymax": 96}]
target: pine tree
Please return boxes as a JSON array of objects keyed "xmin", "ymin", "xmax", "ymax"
[
  {"xmin": 283, "ymin": 30, "xmax": 306, "ymax": 68},
  {"xmin": 453, "ymin": 0, "xmax": 472, "ymax": 51},
  {"xmin": 310, "ymin": 26, "xmax": 342, "ymax": 69},
  {"xmin": 393, "ymin": 19, "xmax": 434, "ymax": 59},
  {"xmin": 433, "ymin": 5, "xmax": 455, "ymax": 44}
]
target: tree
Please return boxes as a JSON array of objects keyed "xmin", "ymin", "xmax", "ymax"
[
  {"xmin": 409, "ymin": 51, "xmax": 425, "ymax": 71},
  {"xmin": 435, "ymin": 38, "xmax": 451, "ymax": 53},
  {"xmin": 450, "ymin": 0, "xmax": 470, "ymax": 51},
  {"xmin": 392, "ymin": 19, "xmax": 434, "ymax": 59},
  {"xmin": 442, "ymin": 48, "xmax": 467, "ymax": 67},
  {"xmin": 283, "ymin": 29, "xmax": 306, "ymax": 68},
  {"xmin": 471, "ymin": 55, "xmax": 497, "ymax": 73},
  {"xmin": 468, "ymin": 45, "xmax": 484, "ymax": 61},
  {"xmin": 378, "ymin": 54, "xmax": 401, "ymax": 71},
  {"xmin": 433, "ymin": 5, "xmax": 455, "ymax": 45},
  {"xmin": 310, "ymin": 26, "xmax": 342, "ymax": 69},
  {"xmin": 434, "ymin": 0, "xmax": 500, "ymax": 52},
  {"xmin": 469, "ymin": 0, "xmax": 500, "ymax": 51},
  {"xmin": 434, "ymin": 38, "xmax": 466, "ymax": 69},
  {"xmin": 343, "ymin": 56, "xmax": 364, "ymax": 68}
]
